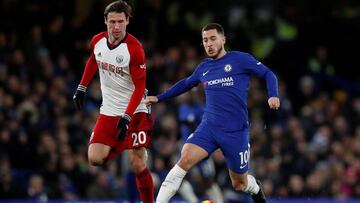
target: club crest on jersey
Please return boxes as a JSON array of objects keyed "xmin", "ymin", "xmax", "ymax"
[
  {"xmin": 140, "ymin": 64, "xmax": 146, "ymax": 69},
  {"xmin": 224, "ymin": 64, "xmax": 232, "ymax": 72},
  {"xmin": 116, "ymin": 55, "xmax": 124, "ymax": 64}
]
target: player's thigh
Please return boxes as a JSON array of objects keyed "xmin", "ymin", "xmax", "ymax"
[
  {"xmin": 90, "ymin": 114, "xmax": 121, "ymax": 149},
  {"xmin": 88, "ymin": 143, "xmax": 111, "ymax": 160},
  {"xmin": 181, "ymin": 122, "xmax": 217, "ymax": 170},
  {"xmin": 127, "ymin": 113, "xmax": 153, "ymax": 149},
  {"xmin": 185, "ymin": 123, "xmax": 218, "ymax": 156},
  {"xmin": 217, "ymin": 128, "xmax": 250, "ymax": 174}
]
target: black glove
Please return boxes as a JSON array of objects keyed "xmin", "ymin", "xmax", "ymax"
[
  {"xmin": 116, "ymin": 114, "xmax": 131, "ymax": 140},
  {"xmin": 73, "ymin": 85, "xmax": 87, "ymax": 110}
]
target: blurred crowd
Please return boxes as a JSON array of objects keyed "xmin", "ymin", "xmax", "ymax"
[{"xmin": 0, "ymin": 0, "xmax": 359, "ymax": 202}]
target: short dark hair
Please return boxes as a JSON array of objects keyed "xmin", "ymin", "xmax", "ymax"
[
  {"xmin": 202, "ymin": 23, "xmax": 225, "ymax": 35},
  {"xmin": 104, "ymin": 0, "xmax": 132, "ymax": 20}
]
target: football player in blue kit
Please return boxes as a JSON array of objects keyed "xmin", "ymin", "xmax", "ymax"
[{"xmin": 145, "ymin": 23, "xmax": 280, "ymax": 203}]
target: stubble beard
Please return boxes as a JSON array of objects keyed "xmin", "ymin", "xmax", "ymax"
[
  {"xmin": 210, "ymin": 47, "xmax": 223, "ymax": 59},
  {"xmin": 109, "ymin": 31, "xmax": 124, "ymax": 44}
]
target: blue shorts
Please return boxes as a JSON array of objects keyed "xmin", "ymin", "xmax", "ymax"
[{"xmin": 186, "ymin": 122, "xmax": 250, "ymax": 174}]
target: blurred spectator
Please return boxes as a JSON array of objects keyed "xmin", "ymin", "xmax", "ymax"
[
  {"xmin": 27, "ymin": 174, "xmax": 47, "ymax": 202},
  {"xmin": 0, "ymin": 156, "xmax": 21, "ymax": 198},
  {"xmin": 86, "ymin": 170, "xmax": 117, "ymax": 199}
]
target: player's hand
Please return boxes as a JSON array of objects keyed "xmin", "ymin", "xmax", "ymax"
[
  {"xmin": 73, "ymin": 85, "xmax": 87, "ymax": 110},
  {"xmin": 116, "ymin": 114, "xmax": 131, "ymax": 140},
  {"xmin": 144, "ymin": 96, "xmax": 159, "ymax": 106},
  {"xmin": 268, "ymin": 97, "xmax": 280, "ymax": 110}
]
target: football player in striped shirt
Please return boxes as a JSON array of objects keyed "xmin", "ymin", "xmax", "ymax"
[{"xmin": 73, "ymin": 1, "xmax": 153, "ymax": 202}]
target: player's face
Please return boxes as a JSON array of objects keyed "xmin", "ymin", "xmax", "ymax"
[
  {"xmin": 105, "ymin": 12, "xmax": 129, "ymax": 42},
  {"xmin": 202, "ymin": 29, "xmax": 226, "ymax": 59}
]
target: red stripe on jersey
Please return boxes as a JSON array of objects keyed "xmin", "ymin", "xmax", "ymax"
[
  {"xmin": 79, "ymin": 32, "xmax": 107, "ymax": 87},
  {"xmin": 80, "ymin": 54, "xmax": 97, "ymax": 87},
  {"xmin": 124, "ymin": 40, "xmax": 146, "ymax": 117}
]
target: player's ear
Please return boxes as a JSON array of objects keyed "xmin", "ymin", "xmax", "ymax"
[
  {"xmin": 126, "ymin": 17, "xmax": 130, "ymax": 25},
  {"xmin": 104, "ymin": 17, "xmax": 107, "ymax": 25},
  {"xmin": 223, "ymin": 35, "xmax": 226, "ymax": 44}
]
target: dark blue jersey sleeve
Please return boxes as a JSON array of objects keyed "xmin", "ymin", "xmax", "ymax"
[
  {"xmin": 157, "ymin": 68, "xmax": 201, "ymax": 102},
  {"xmin": 244, "ymin": 54, "xmax": 279, "ymax": 97}
]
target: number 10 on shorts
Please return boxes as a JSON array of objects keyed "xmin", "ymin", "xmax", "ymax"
[{"xmin": 239, "ymin": 149, "xmax": 249, "ymax": 168}]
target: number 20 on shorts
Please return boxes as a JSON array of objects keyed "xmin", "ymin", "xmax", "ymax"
[{"xmin": 131, "ymin": 131, "xmax": 147, "ymax": 146}]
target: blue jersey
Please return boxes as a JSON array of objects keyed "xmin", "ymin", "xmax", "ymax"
[{"xmin": 157, "ymin": 51, "xmax": 278, "ymax": 131}]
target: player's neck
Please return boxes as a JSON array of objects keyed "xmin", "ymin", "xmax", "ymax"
[
  {"xmin": 108, "ymin": 33, "xmax": 126, "ymax": 45},
  {"xmin": 214, "ymin": 49, "xmax": 227, "ymax": 60}
]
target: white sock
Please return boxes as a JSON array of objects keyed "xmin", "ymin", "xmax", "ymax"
[
  {"xmin": 156, "ymin": 164, "xmax": 187, "ymax": 203},
  {"xmin": 178, "ymin": 180, "xmax": 198, "ymax": 203},
  {"xmin": 245, "ymin": 175, "xmax": 260, "ymax": 195}
]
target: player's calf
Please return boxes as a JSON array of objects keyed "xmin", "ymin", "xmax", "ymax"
[
  {"xmin": 129, "ymin": 148, "xmax": 148, "ymax": 173},
  {"xmin": 130, "ymin": 148, "xmax": 154, "ymax": 203},
  {"xmin": 229, "ymin": 171, "xmax": 249, "ymax": 192},
  {"xmin": 231, "ymin": 179, "xmax": 247, "ymax": 192}
]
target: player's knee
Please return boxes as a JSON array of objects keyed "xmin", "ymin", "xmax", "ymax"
[
  {"xmin": 88, "ymin": 155, "xmax": 105, "ymax": 166},
  {"xmin": 130, "ymin": 156, "xmax": 146, "ymax": 173},
  {"xmin": 178, "ymin": 156, "xmax": 194, "ymax": 170},
  {"xmin": 232, "ymin": 179, "xmax": 247, "ymax": 192},
  {"xmin": 88, "ymin": 150, "xmax": 106, "ymax": 166},
  {"xmin": 88, "ymin": 143, "xmax": 110, "ymax": 166}
]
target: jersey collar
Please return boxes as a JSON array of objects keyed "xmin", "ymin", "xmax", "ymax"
[{"xmin": 106, "ymin": 32, "xmax": 128, "ymax": 50}]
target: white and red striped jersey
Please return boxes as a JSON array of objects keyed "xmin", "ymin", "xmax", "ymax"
[{"xmin": 79, "ymin": 32, "xmax": 148, "ymax": 117}]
